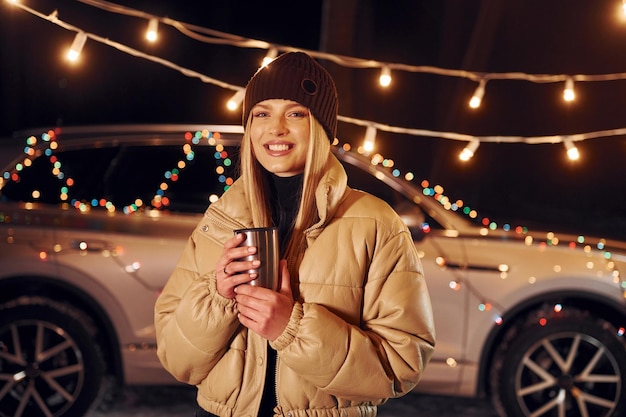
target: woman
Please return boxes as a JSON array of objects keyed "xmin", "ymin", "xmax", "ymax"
[{"xmin": 154, "ymin": 51, "xmax": 435, "ymax": 417}]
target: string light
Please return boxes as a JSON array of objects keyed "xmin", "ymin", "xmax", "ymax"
[
  {"xmin": 226, "ymin": 89, "xmax": 245, "ymax": 111},
  {"xmin": 145, "ymin": 18, "xmax": 158, "ymax": 42},
  {"xmin": 459, "ymin": 140, "xmax": 480, "ymax": 161},
  {"xmin": 469, "ymin": 79, "xmax": 486, "ymax": 109},
  {"xmin": 379, "ymin": 66, "xmax": 392, "ymax": 87},
  {"xmin": 563, "ymin": 77, "xmax": 575, "ymax": 102},
  {"xmin": 55, "ymin": 0, "xmax": 626, "ymax": 88},
  {"xmin": 362, "ymin": 125, "xmax": 377, "ymax": 155},
  {"xmin": 261, "ymin": 47, "xmax": 278, "ymax": 67},
  {"xmin": 66, "ymin": 31, "xmax": 87, "ymax": 62},
  {"xmin": 563, "ymin": 137, "xmax": 580, "ymax": 160},
  {"xmin": 8, "ymin": 0, "xmax": 626, "ymax": 154}
]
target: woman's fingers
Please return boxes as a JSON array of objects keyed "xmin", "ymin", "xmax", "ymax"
[{"xmin": 216, "ymin": 233, "xmax": 260, "ymax": 298}]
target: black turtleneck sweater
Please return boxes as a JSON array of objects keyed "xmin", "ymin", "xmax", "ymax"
[
  {"xmin": 268, "ymin": 173, "xmax": 303, "ymax": 254},
  {"xmin": 258, "ymin": 172, "xmax": 303, "ymax": 416}
]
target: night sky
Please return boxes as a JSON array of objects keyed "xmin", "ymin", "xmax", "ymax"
[{"xmin": 2, "ymin": 0, "xmax": 625, "ymax": 239}]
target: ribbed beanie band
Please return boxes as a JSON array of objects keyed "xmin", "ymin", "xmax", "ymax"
[{"xmin": 243, "ymin": 52, "xmax": 338, "ymax": 141}]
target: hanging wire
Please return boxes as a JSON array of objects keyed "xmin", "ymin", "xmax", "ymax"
[{"xmin": 6, "ymin": 0, "xmax": 626, "ymax": 153}]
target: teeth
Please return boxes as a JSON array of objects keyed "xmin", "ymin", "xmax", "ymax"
[{"xmin": 268, "ymin": 144, "xmax": 290, "ymax": 151}]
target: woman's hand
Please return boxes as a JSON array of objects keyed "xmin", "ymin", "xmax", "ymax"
[
  {"xmin": 216, "ymin": 233, "xmax": 260, "ymax": 299},
  {"xmin": 235, "ymin": 260, "xmax": 294, "ymax": 341}
]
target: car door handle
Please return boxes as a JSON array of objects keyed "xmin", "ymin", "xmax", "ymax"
[
  {"xmin": 70, "ymin": 239, "xmax": 109, "ymax": 253},
  {"xmin": 438, "ymin": 259, "xmax": 502, "ymax": 273}
]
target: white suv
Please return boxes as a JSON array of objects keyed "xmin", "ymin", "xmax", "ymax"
[{"xmin": 1, "ymin": 125, "xmax": 625, "ymax": 417}]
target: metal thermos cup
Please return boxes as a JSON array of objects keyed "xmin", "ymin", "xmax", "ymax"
[{"xmin": 234, "ymin": 227, "xmax": 279, "ymax": 291}]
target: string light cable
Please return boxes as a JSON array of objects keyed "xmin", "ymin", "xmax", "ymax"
[
  {"xmin": 6, "ymin": 1, "xmax": 243, "ymax": 91},
  {"xmin": 73, "ymin": 0, "xmax": 626, "ymax": 84},
  {"xmin": 6, "ymin": 0, "xmax": 626, "ymax": 158}
]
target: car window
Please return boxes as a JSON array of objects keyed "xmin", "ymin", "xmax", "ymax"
[
  {"xmin": 341, "ymin": 161, "xmax": 439, "ymax": 231},
  {"xmin": 0, "ymin": 147, "xmax": 120, "ymax": 205},
  {"xmin": 0, "ymin": 143, "xmax": 240, "ymax": 214},
  {"xmin": 1, "ymin": 138, "xmax": 438, "ymax": 231}
]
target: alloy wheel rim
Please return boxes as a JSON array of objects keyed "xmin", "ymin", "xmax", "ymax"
[
  {"xmin": 0, "ymin": 319, "xmax": 85, "ymax": 417},
  {"xmin": 515, "ymin": 332, "xmax": 621, "ymax": 417}
]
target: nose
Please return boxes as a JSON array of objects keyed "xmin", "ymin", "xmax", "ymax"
[{"xmin": 269, "ymin": 115, "xmax": 288, "ymax": 136}]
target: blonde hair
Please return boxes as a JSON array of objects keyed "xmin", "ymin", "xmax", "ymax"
[{"xmin": 239, "ymin": 114, "xmax": 331, "ymax": 280}]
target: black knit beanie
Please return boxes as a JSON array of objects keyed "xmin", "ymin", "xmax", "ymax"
[{"xmin": 243, "ymin": 52, "xmax": 338, "ymax": 141}]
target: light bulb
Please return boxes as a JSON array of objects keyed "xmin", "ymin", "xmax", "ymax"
[
  {"xmin": 261, "ymin": 47, "xmax": 278, "ymax": 67},
  {"xmin": 563, "ymin": 138, "xmax": 580, "ymax": 160},
  {"xmin": 363, "ymin": 126, "xmax": 377, "ymax": 154},
  {"xmin": 226, "ymin": 89, "xmax": 245, "ymax": 111},
  {"xmin": 146, "ymin": 18, "xmax": 159, "ymax": 42},
  {"xmin": 469, "ymin": 80, "xmax": 486, "ymax": 109},
  {"xmin": 459, "ymin": 141, "xmax": 480, "ymax": 161},
  {"xmin": 67, "ymin": 32, "xmax": 87, "ymax": 62},
  {"xmin": 563, "ymin": 77, "xmax": 575, "ymax": 102},
  {"xmin": 379, "ymin": 66, "xmax": 392, "ymax": 87}
]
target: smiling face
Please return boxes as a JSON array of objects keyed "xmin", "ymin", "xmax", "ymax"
[{"xmin": 249, "ymin": 99, "xmax": 311, "ymax": 177}]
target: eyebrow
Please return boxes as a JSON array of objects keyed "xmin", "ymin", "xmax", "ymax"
[{"xmin": 252, "ymin": 102, "xmax": 307, "ymax": 111}]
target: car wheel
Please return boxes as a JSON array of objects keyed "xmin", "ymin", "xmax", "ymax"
[
  {"xmin": 491, "ymin": 313, "xmax": 626, "ymax": 417},
  {"xmin": 0, "ymin": 297, "xmax": 105, "ymax": 417}
]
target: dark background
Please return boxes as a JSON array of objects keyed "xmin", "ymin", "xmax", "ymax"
[{"xmin": 2, "ymin": 0, "xmax": 625, "ymax": 239}]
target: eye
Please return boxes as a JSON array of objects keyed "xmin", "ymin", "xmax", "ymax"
[
  {"xmin": 253, "ymin": 111, "xmax": 269, "ymax": 118},
  {"xmin": 289, "ymin": 109, "xmax": 309, "ymax": 118}
]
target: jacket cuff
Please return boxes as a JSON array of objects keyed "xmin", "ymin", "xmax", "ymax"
[
  {"xmin": 270, "ymin": 301, "xmax": 303, "ymax": 351},
  {"xmin": 207, "ymin": 271, "xmax": 237, "ymax": 311}
]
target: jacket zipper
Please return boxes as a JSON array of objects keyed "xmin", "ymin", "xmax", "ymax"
[
  {"xmin": 203, "ymin": 206, "xmax": 248, "ymax": 234},
  {"xmin": 274, "ymin": 348, "xmax": 280, "ymax": 415}
]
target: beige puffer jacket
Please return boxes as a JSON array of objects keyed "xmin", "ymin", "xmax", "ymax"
[{"xmin": 154, "ymin": 154, "xmax": 435, "ymax": 417}]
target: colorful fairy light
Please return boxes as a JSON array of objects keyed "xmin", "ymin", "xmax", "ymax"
[{"xmin": 2, "ymin": 128, "xmax": 623, "ymax": 308}]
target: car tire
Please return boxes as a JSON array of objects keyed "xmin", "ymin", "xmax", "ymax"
[
  {"xmin": 0, "ymin": 297, "xmax": 106, "ymax": 417},
  {"xmin": 490, "ymin": 312, "xmax": 626, "ymax": 417}
]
